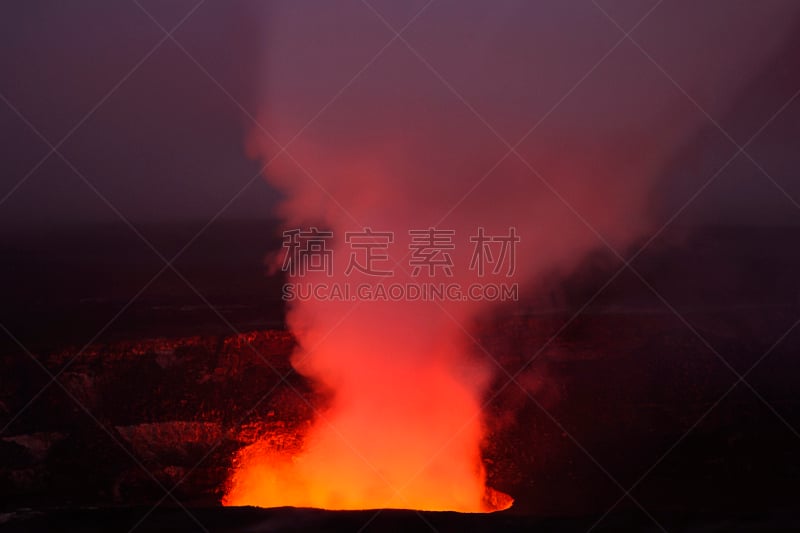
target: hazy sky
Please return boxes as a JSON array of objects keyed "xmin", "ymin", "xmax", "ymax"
[
  {"xmin": 1, "ymin": 1, "xmax": 798, "ymax": 231},
  {"xmin": 0, "ymin": 1, "xmax": 269, "ymax": 229}
]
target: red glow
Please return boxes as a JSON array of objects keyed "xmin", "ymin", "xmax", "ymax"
[{"xmin": 223, "ymin": 327, "xmax": 512, "ymax": 512}]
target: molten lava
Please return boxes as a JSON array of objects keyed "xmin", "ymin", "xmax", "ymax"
[{"xmin": 223, "ymin": 346, "xmax": 512, "ymax": 512}]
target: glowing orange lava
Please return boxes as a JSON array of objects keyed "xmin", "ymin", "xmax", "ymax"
[{"xmin": 223, "ymin": 352, "xmax": 512, "ymax": 512}]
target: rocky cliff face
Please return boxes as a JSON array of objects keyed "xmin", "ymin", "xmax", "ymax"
[{"xmin": 0, "ymin": 330, "xmax": 314, "ymax": 507}]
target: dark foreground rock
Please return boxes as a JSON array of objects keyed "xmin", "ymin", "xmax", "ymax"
[{"xmin": 2, "ymin": 506, "xmax": 800, "ymax": 533}]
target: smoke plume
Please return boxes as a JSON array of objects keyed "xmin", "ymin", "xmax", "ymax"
[{"xmin": 224, "ymin": 1, "xmax": 797, "ymax": 511}]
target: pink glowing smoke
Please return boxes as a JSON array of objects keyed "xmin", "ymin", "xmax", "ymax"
[{"xmin": 225, "ymin": 1, "xmax": 798, "ymax": 510}]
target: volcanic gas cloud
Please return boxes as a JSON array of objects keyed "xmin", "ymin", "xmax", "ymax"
[{"xmin": 224, "ymin": 1, "xmax": 796, "ymax": 512}]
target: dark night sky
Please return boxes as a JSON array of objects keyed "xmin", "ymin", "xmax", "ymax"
[{"xmin": 1, "ymin": 1, "xmax": 799, "ymax": 233}]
